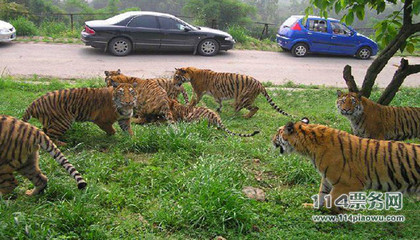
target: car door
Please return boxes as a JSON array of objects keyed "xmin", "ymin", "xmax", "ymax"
[
  {"xmin": 158, "ymin": 17, "xmax": 196, "ymax": 51},
  {"xmin": 328, "ymin": 21, "xmax": 358, "ymax": 55},
  {"xmin": 305, "ymin": 19, "xmax": 331, "ymax": 53},
  {"xmin": 126, "ymin": 15, "xmax": 162, "ymax": 50}
]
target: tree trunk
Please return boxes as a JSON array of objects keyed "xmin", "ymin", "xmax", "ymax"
[
  {"xmin": 377, "ymin": 58, "xmax": 420, "ymax": 105},
  {"xmin": 342, "ymin": 65, "xmax": 359, "ymax": 92},
  {"xmin": 360, "ymin": 0, "xmax": 417, "ymax": 99}
]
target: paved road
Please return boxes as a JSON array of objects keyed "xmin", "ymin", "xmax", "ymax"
[{"xmin": 0, "ymin": 42, "xmax": 419, "ymax": 87}]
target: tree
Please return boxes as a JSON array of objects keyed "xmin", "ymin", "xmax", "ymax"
[
  {"xmin": 307, "ymin": 0, "xmax": 420, "ymax": 105},
  {"xmin": 183, "ymin": 0, "xmax": 256, "ymax": 29}
]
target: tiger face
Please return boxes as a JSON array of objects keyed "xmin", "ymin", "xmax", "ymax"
[
  {"xmin": 336, "ymin": 90, "xmax": 364, "ymax": 117},
  {"xmin": 173, "ymin": 67, "xmax": 192, "ymax": 86},
  {"xmin": 272, "ymin": 118, "xmax": 309, "ymax": 154},
  {"xmin": 111, "ymin": 82, "xmax": 138, "ymax": 118},
  {"xmin": 104, "ymin": 69, "xmax": 122, "ymax": 87}
]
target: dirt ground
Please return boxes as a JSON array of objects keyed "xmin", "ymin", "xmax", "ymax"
[{"xmin": 0, "ymin": 42, "xmax": 418, "ymax": 87}]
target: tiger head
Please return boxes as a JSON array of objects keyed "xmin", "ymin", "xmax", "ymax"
[
  {"xmin": 110, "ymin": 80, "xmax": 138, "ymax": 118},
  {"xmin": 104, "ymin": 69, "xmax": 122, "ymax": 87},
  {"xmin": 272, "ymin": 117, "xmax": 310, "ymax": 154},
  {"xmin": 336, "ymin": 90, "xmax": 364, "ymax": 118},
  {"xmin": 173, "ymin": 67, "xmax": 193, "ymax": 86}
]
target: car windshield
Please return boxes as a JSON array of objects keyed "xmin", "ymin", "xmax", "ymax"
[
  {"xmin": 105, "ymin": 12, "xmax": 138, "ymax": 25},
  {"xmin": 281, "ymin": 16, "xmax": 300, "ymax": 28}
]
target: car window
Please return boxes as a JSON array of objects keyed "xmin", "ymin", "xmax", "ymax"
[
  {"xmin": 128, "ymin": 15, "xmax": 159, "ymax": 29},
  {"xmin": 308, "ymin": 19, "xmax": 327, "ymax": 33},
  {"xmin": 159, "ymin": 17, "xmax": 185, "ymax": 30},
  {"xmin": 331, "ymin": 22, "xmax": 352, "ymax": 35}
]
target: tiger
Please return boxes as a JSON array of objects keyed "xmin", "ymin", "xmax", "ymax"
[
  {"xmin": 173, "ymin": 67, "xmax": 293, "ymax": 119},
  {"xmin": 22, "ymin": 81, "xmax": 137, "ymax": 145},
  {"xmin": 168, "ymin": 99, "xmax": 260, "ymax": 137},
  {"xmin": 272, "ymin": 118, "xmax": 420, "ymax": 213},
  {"xmin": 104, "ymin": 70, "xmax": 189, "ymax": 104},
  {"xmin": 105, "ymin": 73, "xmax": 174, "ymax": 125},
  {"xmin": 337, "ymin": 90, "xmax": 420, "ymax": 140},
  {"xmin": 0, "ymin": 115, "xmax": 87, "ymax": 197}
]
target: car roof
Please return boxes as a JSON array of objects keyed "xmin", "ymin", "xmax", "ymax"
[
  {"xmin": 123, "ymin": 11, "xmax": 176, "ymax": 18},
  {"xmin": 290, "ymin": 15, "xmax": 339, "ymax": 21}
]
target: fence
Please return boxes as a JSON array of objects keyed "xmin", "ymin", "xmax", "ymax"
[{"xmin": 4, "ymin": 10, "xmax": 375, "ymax": 40}]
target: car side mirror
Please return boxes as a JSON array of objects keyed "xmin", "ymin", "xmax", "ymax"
[{"xmin": 183, "ymin": 27, "xmax": 191, "ymax": 32}]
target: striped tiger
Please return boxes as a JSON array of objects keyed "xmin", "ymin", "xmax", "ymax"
[
  {"xmin": 105, "ymin": 73, "xmax": 174, "ymax": 125},
  {"xmin": 169, "ymin": 99, "xmax": 259, "ymax": 137},
  {"xmin": 104, "ymin": 70, "xmax": 189, "ymax": 104},
  {"xmin": 272, "ymin": 118, "xmax": 420, "ymax": 213},
  {"xmin": 337, "ymin": 90, "xmax": 420, "ymax": 140},
  {"xmin": 173, "ymin": 67, "xmax": 293, "ymax": 118},
  {"xmin": 0, "ymin": 115, "xmax": 86, "ymax": 197},
  {"xmin": 22, "ymin": 81, "xmax": 137, "ymax": 145}
]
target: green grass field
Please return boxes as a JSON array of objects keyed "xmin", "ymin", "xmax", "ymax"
[{"xmin": 0, "ymin": 76, "xmax": 419, "ymax": 239}]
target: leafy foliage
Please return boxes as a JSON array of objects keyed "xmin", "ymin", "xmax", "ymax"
[
  {"xmin": 182, "ymin": 0, "xmax": 256, "ymax": 29},
  {"xmin": 9, "ymin": 16, "xmax": 38, "ymax": 36}
]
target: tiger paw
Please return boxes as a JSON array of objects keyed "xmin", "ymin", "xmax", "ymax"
[
  {"xmin": 54, "ymin": 140, "xmax": 67, "ymax": 147},
  {"xmin": 25, "ymin": 189, "xmax": 35, "ymax": 196},
  {"xmin": 302, "ymin": 203, "xmax": 315, "ymax": 209}
]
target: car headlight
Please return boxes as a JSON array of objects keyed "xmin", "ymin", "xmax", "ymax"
[{"xmin": 225, "ymin": 36, "xmax": 234, "ymax": 41}]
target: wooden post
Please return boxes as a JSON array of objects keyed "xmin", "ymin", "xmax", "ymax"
[
  {"xmin": 260, "ymin": 24, "xmax": 268, "ymax": 40},
  {"xmin": 70, "ymin": 14, "xmax": 74, "ymax": 31},
  {"xmin": 211, "ymin": 19, "xmax": 217, "ymax": 29}
]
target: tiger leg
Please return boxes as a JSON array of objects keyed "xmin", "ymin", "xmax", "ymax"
[
  {"xmin": 0, "ymin": 172, "xmax": 18, "ymax": 196},
  {"xmin": 329, "ymin": 184, "xmax": 361, "ymax": 214},
  {"xmin": 131, "ymin": 116, "xmax": 148, "ymax": 125},
  {"xmin": 244, "ymin": 105, "xmax": 259, "ymax": 119},
  {"xmin": 45, "ymin": 118, "xmax": 72, "ymax": 146},
  {"xmin": 18, "ymin": 151, "xmax": 48, "ymax": 196},
  {"xmin": 243, "ymin": 95, "xmax": 259, "ymax": 118},
  {"xmin": 95, "ymin": 121, "xmax": 116, "ymax": 135},
  {"xmin": 303, "ymin": 177, "xmax": 332, "ymax": 209},
  {"xmin": 189, "ymin": 91, "xmax": 204, "ymax": 107},
  {"xmin": 118, "ymin": 118, "xmax": 133, "ymax": 135},
  {"xmin": 216, "ymin": 98, "xmax": 223, "ymax": 113}
]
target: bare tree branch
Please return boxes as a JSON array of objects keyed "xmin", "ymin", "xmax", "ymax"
[
  {"xmin": 377, "ymin": 58, "xmax": 420, "ymax": 105},
  {"xmin": 361, "ymin": 0, "xmax": 416, "ymax": 98},
  {"xmin": 342, "ymin": 65, "xmax": 359, "ymax": 92}
]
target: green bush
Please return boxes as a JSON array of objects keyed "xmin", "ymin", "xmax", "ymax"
[
  {"xmin": 228, "ymin": 25, "xmax": 250, "ymax": 43},
  {"xmin": 9, "ymin": 17, "xmax": 38, "ymax": 36},
  {"xmin": 39, "ymin": 21, "xmax": 68, "ymax": 37}
]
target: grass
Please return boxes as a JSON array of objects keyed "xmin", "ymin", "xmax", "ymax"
[{"xmin": 0, "ymin": 76, "xmax": 419, "ymax": 239}]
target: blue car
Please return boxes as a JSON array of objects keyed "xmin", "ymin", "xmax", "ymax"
[{"xmin": 276, "ymin": 15, "xmax": 378, "ymax": 59}]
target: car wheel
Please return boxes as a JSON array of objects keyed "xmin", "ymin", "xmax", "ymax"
[
  {"xmin": 108, "ymin": 37, "xmax": 132, "ymax": 56},
  {"xmin": 356, "ymin": 47, "xmax": 371, "ymax": 59},
  {"xmin": 198, "ymin": 39, "xmax": 219, "ymax": 56},
  {"xmin": 291, "ymin": 43, "xmax": 308, "ymax": 57}
]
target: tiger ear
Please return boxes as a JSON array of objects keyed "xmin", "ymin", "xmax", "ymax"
[
  {"xmin": 356, "ymin": 91, "xmax": 363, "ymax": 99},
  {"xmin": 336, "ymin": 89, "xmax": 343, "ymax": 97},
  {"xmin": 105, "ymin": 71, "xmax": 110, "ymax": 77},
  {"xmin": 110, "ymin": 80, "xmax": 119, "ymax": 88},
  {"xmin": 285, "ymin": 122, "xmax": 294, "ymax": 134},
  {"xmin": 117, "ymin": 69, "xmax": 121, "ymax": 74},
  {"xmin": 301, "ymin": 117, "xmax": 309, "ymax": 124}
]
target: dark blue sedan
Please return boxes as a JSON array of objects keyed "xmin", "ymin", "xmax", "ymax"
[{"xmin": 276, "ymin": 15, "xmax": 378, "ymax": 59}]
